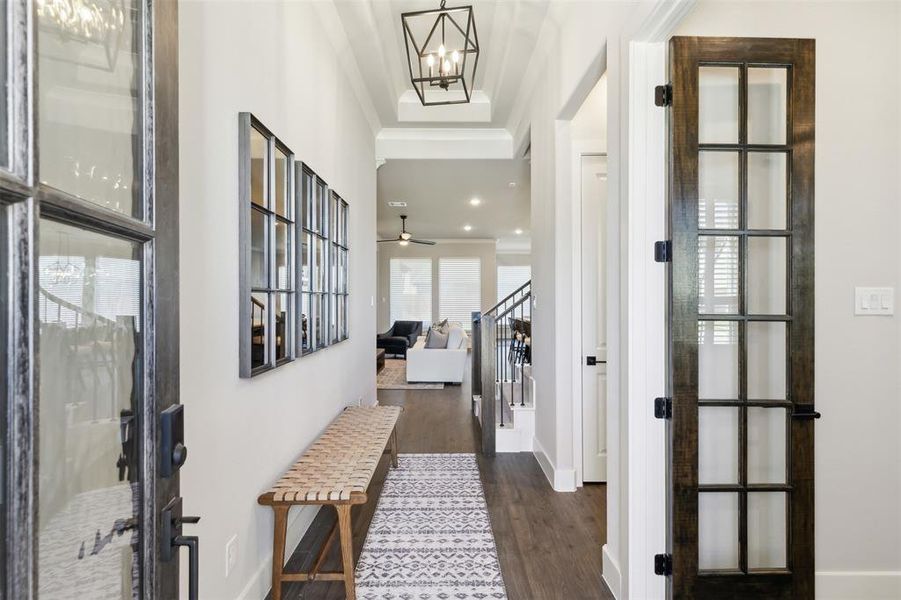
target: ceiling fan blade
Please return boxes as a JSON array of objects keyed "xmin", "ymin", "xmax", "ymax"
[
  {"xmin": 410, "ymin": 239, "xmax": 437, "ymax": 245},
  {"xmin": 377, "ymin": 239, "xmax": 400, "ymax": 243}
]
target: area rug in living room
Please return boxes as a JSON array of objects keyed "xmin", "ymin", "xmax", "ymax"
[
  {"xmin": 355, "ymin": 453, "xmax": 508, "ymax": 600},
  {"xmin": 376, "ymin": 358, "xmax": 444, "ymax": 390}
]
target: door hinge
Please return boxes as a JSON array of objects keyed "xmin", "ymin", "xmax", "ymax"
[
  {"xmin": 655, "ymin": 84, "xmax": 672, "ymax": 107},
  {"xmin": 654, "ymin": 397, "xmax": 673, "ymax": 419},
  {"xmin": 654, "ymin": 553, "xmax": 673, "ymax": 576},
  {"xmin": 654, "ymin": 240, "xmax": 672, "ymax": 263}
]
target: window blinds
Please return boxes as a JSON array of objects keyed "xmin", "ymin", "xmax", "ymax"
[
  {"xmin": 390, "ymin": 258, "xmax": 432, "ymax": 327},
  {"xmin": 439, "ymin": 257, "xmax": 481, "ymax": 330},
  {"xmin": 497, "ymin": 264, "xmax": 531, "ymax": 318}
]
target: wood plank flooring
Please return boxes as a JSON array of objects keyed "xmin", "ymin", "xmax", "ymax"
[{"xmin": 266, "ymin": 363, "xmax": 612, "ymax": 600}]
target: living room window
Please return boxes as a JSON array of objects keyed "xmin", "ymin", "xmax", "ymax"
[
  {"xmin": 239, "ymin": 114, "xmax": 295, "ymax": 378},
  {"xmin": 390, "ymin": 257, "xmax": 432, "ymax": 328},
  {"xmin": 439, "ymin": 257, "xmax": 481, "ymax": 331}
]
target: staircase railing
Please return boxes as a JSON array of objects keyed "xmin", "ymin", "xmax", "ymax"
[{"xmin": 472, "ymin": 280, "xmax": 531, "ymax": 456}]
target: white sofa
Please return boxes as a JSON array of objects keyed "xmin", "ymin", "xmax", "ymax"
[{"xmin": 406, "ymin": 324, "xmax": 469, "ymax": 384}]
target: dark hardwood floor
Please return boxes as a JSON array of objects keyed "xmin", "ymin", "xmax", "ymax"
[{"xmin": 266, "ymin": 363, "xmax": 612, "ymax": 600}]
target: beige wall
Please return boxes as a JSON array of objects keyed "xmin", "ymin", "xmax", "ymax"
[
  {"xmin": 178, "ymin": 2, "xmax": 378, "ymax": 598},
  {"xmin": 377, "ymin": 240, "xmax": 497, "ymax": 331}
]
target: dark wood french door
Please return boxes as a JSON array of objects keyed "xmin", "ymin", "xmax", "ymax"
[
  {"xmin": 0, "ymin": 1, "xmax": 183, "ymax": 598},
  {"xmin": 665, "ymin": 37, "xmax": 816, "ymax": 599}
]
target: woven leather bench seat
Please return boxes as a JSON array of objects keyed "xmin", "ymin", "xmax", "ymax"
[
  {"xmin": 257, "ymin": 405, "xmax": 401, "ymax": 600},
  {"xmin": 259, "ymin": 405, "xmax": 402, "ymax": 505}
]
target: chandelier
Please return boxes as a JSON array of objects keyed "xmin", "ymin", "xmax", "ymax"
[{"xmin": 401, "ymin": 0, "xmax": 480, "ymax": 106}]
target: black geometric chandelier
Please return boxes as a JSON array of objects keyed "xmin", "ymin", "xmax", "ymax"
[{"xmin": 401, "ymin": 0, "xmax": 480, "ymax": 106}]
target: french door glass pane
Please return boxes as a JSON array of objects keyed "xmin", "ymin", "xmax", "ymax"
[
  {"xmin": 698, "ymin": 320, "xmax": 738, "ymax": 399},
  {"xmin": 698, "ymin": 152, "xmax": 739, "ymax": 229},
  {"xmin": 698, "ymin": 236, "xmax": 739, "ymax": 314},
  {"xmin": 698, "ymin": 492, "xmax": 740, "ymax": 570},
  {"xmin": 748, "ymin": 407, "xmax": 787, "ymax": 484},
  {"xmin": 699, "ymin": 407, "xmax": 739, "ymax": 484},
  {"xmin": 747, "ymin": 68, "xmax": 788, "ymax": 145},
  {"xmin": 38, "ymin": 0, "xmax": 143, "ymax": 217},
  {"xmin": 38, "ymin": 219, "xmax": 142, "ymax": 599},
  {"xmin": 747, "ymin": 321, "xmax": 787, "ymax": 399},
  {"xmin": 748, "ymin": 153, "xmax": 787, "ymax": 230},
  {"xmin": 250, "ymin": 128, "xmax": 267, "ymax": 208},
  {"xmin": 251, "ymin": 292, "xmax": 267, "ymax": 368},
  {"xmin": 747, "ymin": 237, "xmax": 786, "ymax": 314},
  {"xmin": 748, "ymin": 492, "xmax": 788, "ymax": 569},
  {"xmin": 698, "ymin": 66, "xmax": 739, "ymax": 144}
]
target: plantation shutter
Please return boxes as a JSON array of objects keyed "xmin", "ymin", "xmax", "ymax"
[
  {"xmin": 439, "ymin": 257, "xmax": 481, "ymax": 331},
  {"xmin": 390, "ymin": 258, "xmax": 432, "ymax": 327}
]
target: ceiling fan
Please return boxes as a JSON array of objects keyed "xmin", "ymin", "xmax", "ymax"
[{"xmin": 378, "ymin": 215, "xmax": 436, "ymax": 246}]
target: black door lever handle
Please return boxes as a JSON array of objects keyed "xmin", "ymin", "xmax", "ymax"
[{"xmin": 791, "ymin": 405, "xmax": 821, "ymax": 419}]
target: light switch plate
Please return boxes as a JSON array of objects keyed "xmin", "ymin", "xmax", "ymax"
[
  {"xmin": 225, "ymin": 534, "xmax": 238, "ymax": 578},
  {"xmin": 855, "ymin": 287, "xmax": 894, "ymax": 316}
]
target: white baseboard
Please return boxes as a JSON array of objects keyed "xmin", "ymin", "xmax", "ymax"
[
  {"xmin": 532, "ymin": 437, "xmax": 576, "ymax": 492},
  {"xmin": 602, "ymin": 544, "xmax": 622, "ymax": 599},
  {"xmin": 816, "ymin": 571, "xmax": 901, "ymax": 599},
  {"xmin": 237, "ymin": 505, "xmax": 321, "ymax": 600}
]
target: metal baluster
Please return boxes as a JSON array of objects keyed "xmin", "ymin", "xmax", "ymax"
[
  {"xmin": 497, "ymin": 317, "xmax": 504, "ymax": 428},
  {"xmin": 520, "ymin": 300, "xmax": 525, "ymax": 406}
]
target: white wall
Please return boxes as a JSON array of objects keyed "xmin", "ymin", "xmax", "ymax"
[
  {"xmin": 674, "ymin": 3, "xmax": 901, "ymax": 596},
  {"xmin": 376, "ymin": 240, "xmax": 497, "ymax": 331},
  {"xmin": 178, "ymin": 2, "xmax": 378, "ymax": 598}
]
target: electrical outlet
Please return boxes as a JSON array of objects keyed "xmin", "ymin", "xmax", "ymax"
[{"xmin": 225, "ymin": 534, "xmax": 238, "ymax": 578}]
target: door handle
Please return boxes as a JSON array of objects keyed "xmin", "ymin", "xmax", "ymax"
[
  {"xmin": 161, "ymin": 497, "xmax": 200, "ymax": 600},
  {"xmin": 791, "ymin": 405, "xmax": 821, "ymax": 420},
  {"xmin": 585, "ymin": 356, "xmax": 607, "ymax": 366},
  {"xmin": 175, "ymin": 534, "xmax": 199, "ymax": 600}
]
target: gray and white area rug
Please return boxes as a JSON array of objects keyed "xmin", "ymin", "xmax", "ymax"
[{"xmin": 356, "ymin": 453, "xmax": 508, "ymax": 600}]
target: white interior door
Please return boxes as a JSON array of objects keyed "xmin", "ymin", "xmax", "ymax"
[{"xmin": 581, "ymin": 154, "xmax": 608, "ymax": 482}]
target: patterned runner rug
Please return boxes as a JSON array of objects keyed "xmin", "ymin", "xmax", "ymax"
[{"xmin": 356, "ymin": 453, "xmax": 508, "ymax": 600}]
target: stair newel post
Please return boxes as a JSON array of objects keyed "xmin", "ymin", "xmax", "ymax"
[
  {"xmin": 471, "ymin": 311, "xmax": 482, "ymax": 398},
  {"xmin": 480, "ymin": 313, "xmax": 497, "ymax": 456}
]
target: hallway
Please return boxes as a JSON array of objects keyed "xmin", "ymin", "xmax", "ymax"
[{"xmin": 268, "ymin": 371, "xmax": 611, "ymax": 599}]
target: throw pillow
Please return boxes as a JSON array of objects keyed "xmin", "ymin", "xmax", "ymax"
[
  {"xmin": 425, "ymin": 329, "xmax": 448, "ymax": 349},
  {"xmin": 446, "ymin": 325, "xmax": 465, "ymax": 350},
  {"xmin": 432, "ymin": 318, "xmax": 449, "ymax": 333}
]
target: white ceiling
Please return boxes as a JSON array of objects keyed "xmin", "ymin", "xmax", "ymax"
[
  {"xmin": 333, "ymin": 0, "xmax": 550, "ymax": 128},
  {"xmin": 377, "ymin": 159, "xmax": 530, "ymax": 244}
]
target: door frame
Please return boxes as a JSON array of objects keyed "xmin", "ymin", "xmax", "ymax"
[
  {"xmin": 570, "ymin": 143, "xmax": 607, "ymax": 486},
  {"xmin": 0, "ymin": 0, "xmax": 180, "ymax": 597}
]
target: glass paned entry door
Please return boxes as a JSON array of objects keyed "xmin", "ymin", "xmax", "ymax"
[
  {"xmin": 0, "ymin": 0, "xmax": 182, "ymax": 597},
  {"xmin": 666, "ymin": 37, "xmax": 815, "ymax": 599}
]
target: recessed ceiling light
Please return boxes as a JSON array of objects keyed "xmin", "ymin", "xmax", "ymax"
[
  {"xmin": 387, "ymin": 201, "xmax": 407, "ymax": 207},
  {"xmin": 508, "ymin": 182, "xmax": 517, "ymax": 188},
  {"xmin": 514, "ymin": 228, "xmax": 523, "ymax": 235},
  {"xmin": 463, "ymin": 225, "xmax": 472, "ymax": 231},
  {"xmin": 469, "ymin": 197, "xmax": 481, "ymax": 206}
]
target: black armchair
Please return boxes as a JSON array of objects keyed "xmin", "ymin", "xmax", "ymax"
[{"xmin": 377, "ymin": 320, "xmax": 423, "ymax": 358}]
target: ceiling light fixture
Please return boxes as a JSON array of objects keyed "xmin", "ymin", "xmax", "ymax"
[
  {"xmin": 469, "ymin": 197, "xmax": 481, "ymax": 206},
  {"xmin": 514, "ymin": 229, "xmax": 523, "ymax": 235},
  {"xmin": 401, "ymin": 0, "xmax": 480, "ymax": 106},
  {"xmin": 463, "ymin": 225, "xmax": 472, "ymax": 231}
]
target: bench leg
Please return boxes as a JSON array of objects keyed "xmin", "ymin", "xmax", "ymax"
[
  {"xmin": 271, "ymin": 506, "xmax": 289, "ymax": 600},
  {"xmin": 390, "ymin": 427, "xmax": 399, "ymax": 468},
  {"xmin": 336, "ymin": 505, "xmax": 356, "ymax": 600}
]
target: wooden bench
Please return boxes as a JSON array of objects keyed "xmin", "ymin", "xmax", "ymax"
[{"xmin": 258, "ymin": 405, "xmax": 402, "ymax": 600}]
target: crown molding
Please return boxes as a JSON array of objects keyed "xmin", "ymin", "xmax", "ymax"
[{"xmin": 375, "ymin": 127, "xmax": 514, "ymax": 160}]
